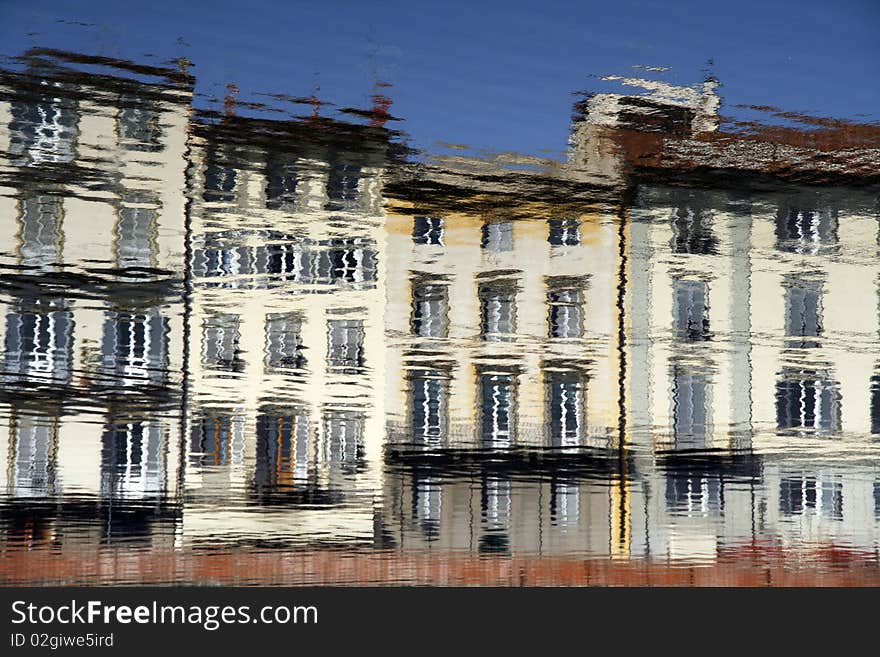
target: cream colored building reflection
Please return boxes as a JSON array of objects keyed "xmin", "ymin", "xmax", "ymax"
[
  {"xmin": 620, "ymin": 184, "xmax": 880, "ymax": 560},
  {"xmin": 378, "ymin": 185, "xmax": 631, "ymax": 558},
  {"xmin": 2, "ymin": 54, "xmax": 880, "ymax": 564},
  {"xmin": 180, "ymin": 117, "xmax": 389, "ymax": 545},
  {"xmin": 623, "ymin": 185, "xmax": 880, "ymax": 444},
  {"xmin": 384, "ymin": 198, "xmax": 622, "ymax": 449},
  {"xmin": 0, "ymin": 51, "xmax": 190, "ymax": 512},
  {"xmin": 381, "ymin": 465, "xmax": 620, "ymax": 556},
  {"xmin": 378, "ymin": 81, "xmax": 880, "ymax": 560}
]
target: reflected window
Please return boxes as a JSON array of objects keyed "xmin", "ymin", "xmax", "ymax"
[
  {"xmin": 776, "ymin": 369, "xmax": 841, "ymax": 433},
  {"xmin": 203, "ymin": 162, "xmax": 237, "ymax": 202},
  {"xmin": 313, "ymin": 240, "xmax": 378, "ymax": 285},
  {"xmin": 101, "ymin": 310, "xmax": 168, "ymax": 385},
  {"xmin": 672, "ymin": 278, "xmax": 710, "ymax": 341},
  {"xmin": 264, "ymin": 242, "xmax": 305, "ymax": 278},
  {"xmin": 672, "ymin": 366, "xmax": 709, "ymax": 448},
  {"xmin": 784, "ymin": 277, "xmax": 822, "ymax": 348},
  {"xmin": 481, "ymin": 220, "xmax": 513, "ymax": 252},
  {"xmin": 413, "ymin": 216, "xmax": 444, "ymax": 246},
  {"xmin": 820, "ymin": 480, "xmax": 844, "ymax": 520},
  {"xmin": 775, "ymin": 207, "xmax": 838, "ymax": 255},
  {"xmin": 265, "ymin": 158, "xmax": 298, "ymax": 210},
  {"xmin": 548, "ymin": 218, "xmax": 580, "ymax": 247},
  {"xmin": 247, "ymin": 239, "xmax": 378, "ymax": 286},
  {"xmin": 101, "ymin": 419, "xmax": 164, "ymax": 498},
  {"xmin": 670, "ymin": 207, "xmax": 717, "ymax": 255},
  {"xmin": 547, "ymin": 277, "xmax": 585, "ymax": 338},
  {"xmin": 202, "ymin": 314, "xmax": 244, "ymax": 372},
  {"xmin": 408, "ymin": 369, "xmax": 449, "ymax": 446},
  {"xmin": 329, "ymin": 240, "xmax": 375, "ymax": 283},
  {"xmin": 550, "ymin": 480, "xmax": 580, "ymax": 528},
  {"xmin": 545, "ymin": 369, "xmax": 587, "ymax": 447},
  {"xmin": 18, "ymin": 195, "xmax": 63, "ymax": 268},
  {"xmin": 265, "ymin": 312, "xmax": 306, "ymax": 371},
  {"xmin": 8, "ymin": 414, "xmax": 56, "ymax": 498},
  {"xmin": 116, "ymin": 198, "xmax": 156, "ymax": 271},
  {"xmin": 479, "ymin": 278, "xmax": 517, "ymax": 340},
  {"xmin": 193, "ymin": 245, "xmax": 248, "ymax": 280},
  {"xmin": 254, "ymin": 410, "xmax": 310, "ymax": 490},
  {"xmin": 780, "ymin": 477, "xmax": 817, "ymax": 516},
  {"xmin": 411, "ymin": 279, "xmax": 449, "ymax": 338},
  {"xmin": 189, "ymin": 413, "xmax": 245, "ymax": 468},
  {"xmin": 117, "ymin": 99, "xmax": 161, "ymax": 151},
  {"xmin": 478, "ymin": 369, "xmax": 516, "ymax": 447},
  {"xmin": 3, "ymin": 298, "xmax": 74, "ymax": 384},
  {"xmin": 325, "ymin": 164, "xmax": 360, "ymax": 210},
  {"xmin": 9, "ymin": 90, "xmax": 78, "ymax": 165},
  {"xmin": 322, "ymin": 409, "xmax": 365, "ymax": 475},
  {"xmin": 479, "ymin": 475, "xmax": 511, "ymax": 554},
  {"xmin": 665, "ymin": 474, "xmax": 723, "ymax": 517},
  {"xmin": 411, "ymin": 476, "xmax": 442, "ymax": 540},
  {"xmin": 327, "ymin": 319, "xmax": 365, "ymax": 373}
]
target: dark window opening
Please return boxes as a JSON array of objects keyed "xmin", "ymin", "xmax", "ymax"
[
  {"xmin": 775, "ymin": 207, "xmax": 838, "ymax": 255},
  {"xmin": 481, "ymin": 220, "xmax": 513, "ymax": 252},
  {"xmin": 479, "ymin": 278, "xmax": 517, "ymax": 340},
  {"xmin": 673, "ymin": 279, "xmax": 711, "ymax": 341},
  {"xmin": 203, "ymin": 313, "xmax": 245, "ymax": 372},
  {"xmin": 545, "ymin": 369, "xmax": 587, "ymax": 447},
  {"xmin": 413, "ymin": 216, "xmax": 444, "ymax": 246},
  {"xmin": 327, "ymin": 319, "xmax": 365, "ymax": 373},
  {"xmin": 547, "ymin": 277, "xmax": 585, "ymax": 338},
  {"xmin": 548, "ymin": 218, "xmax": 580, "ymax": 247},
  {"xmin": 672, "ymin": 365, "xmax": 710, "ymax": 448},
  {"xmin": 784, "ymin": 278, "xmax": 822, "ymax": 348},
  {"xmin": 776, "ymin": 369, "xmax": 841, "ymax": 433},
  {"xmin": 670, "ymin": 207, "xmax": 717, "ymax": 255},
  {"xmin": 478, "ymin": 370, "xmax": 517, "ymax": 447},
  {"xmin": 265, "ymin": 312, "xmax": 306, "ymax": 371},
  {"xmin": 325, "ymin": 164, "xmax": 360, "ymax": 210},
  {"xmin": 411, "ymin": 279, "xmax": 449, "ymax": 338}
]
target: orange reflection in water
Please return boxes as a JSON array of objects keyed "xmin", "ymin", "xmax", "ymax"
[{"xmin": 2, "ymin": 541, "xmax": 879, "ymax": 587}]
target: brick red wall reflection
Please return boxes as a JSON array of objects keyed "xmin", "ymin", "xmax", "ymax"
[{"xmin": 2, "ymin": 541, "xmax": 880, "ymax": 586}]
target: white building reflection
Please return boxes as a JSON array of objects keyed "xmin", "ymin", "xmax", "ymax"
[{"xmin": 0, "ymin": 50, "xmax": 190, "ymax": 545}]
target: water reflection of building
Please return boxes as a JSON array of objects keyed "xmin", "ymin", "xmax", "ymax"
[
  {"xmin": 180, "ymin": 113, "xmax": 393, "ymax": 545},
  {"xmin": 0, "ymin": 50, "xmax": 191, "ymax": 546},
  {"xmin": 3, "ymin": 52, "xmax": 880, "ymax": 575},
  {"xmin": 612, "ymin": 182, "xmax": 880, "ymax": 559},
  {"xmin": 381, "ymin": 454, "xmax": 634, "ymax": 556},
  {"xmin": 377, "ymin": 86, "xmax": 880, "ymax": 561},
  {"xmin": 381, "ymin": 446, "xmax": 880, "ymax": 561},
  {"xmin": 568, "ymin": 76, "xmax": 720, "ymax": 186},
  {"xmin": 565, "ymin": 79, "xmax": 880, "ymax": 558},
  {"xmin": 624, "ymin": 187, "xmax": 753, "ymax": 451},
  {"xmin": 624, "ymin": 185, "xmax": 880, "ymax": 444},
  {"xmin": 384, "ymin": 197, "xmax": 622, "ymax": 450}
]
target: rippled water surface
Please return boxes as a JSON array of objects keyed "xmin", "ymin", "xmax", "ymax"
[{"xmin": 1, "ymin": 15, "xmax": 880, "ymax": 585}]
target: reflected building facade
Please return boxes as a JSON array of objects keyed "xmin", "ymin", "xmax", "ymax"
[
  {"xmin": 384, "ymin": 198, "xmax": 622, "ymax": 451},
  {"xmin": 377, "ymin": 84, "xmax": 880, "ymax": 562},
  {"xmin": 622, "ymin": 184, "xmax": 879, "ymax": 443},
  {"xmin": 180, "ymin": 112, "xmax": 393, "ymax": 546},
  {"xmin": 3, "ymin": 54, "xmax": 880, "ymax": 578},
  {"xmin": 0, "ymin": 49, "xmax": 191, "ymax": 548},
  {"xmin": 619, "ymin": 182, "xmax": 880, "ymax": 559}
]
